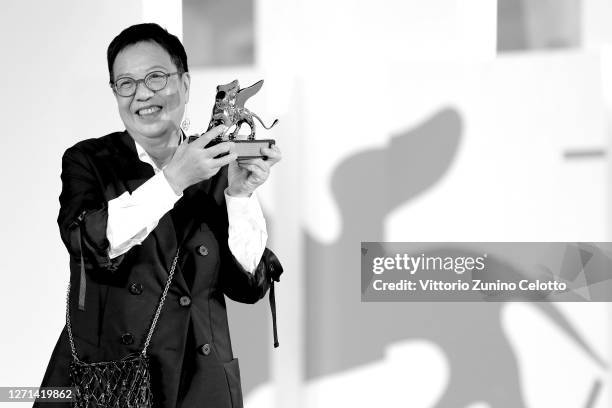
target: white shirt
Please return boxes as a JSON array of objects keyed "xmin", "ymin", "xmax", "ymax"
[{"xmin": 105, "ymin": 138, "xmax": 267, "ymax": 273}]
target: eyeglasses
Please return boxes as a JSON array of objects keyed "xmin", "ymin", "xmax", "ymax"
[{"xmin": 110, "ymin": 71, "xmax": 181, "ymax": 97}]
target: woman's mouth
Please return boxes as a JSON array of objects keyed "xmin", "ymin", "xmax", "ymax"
[{"xmin": 136, "ymin": 106, "xmax": 162, "ymax": 116}]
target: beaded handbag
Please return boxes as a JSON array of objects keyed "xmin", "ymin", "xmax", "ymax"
[{"xmin": 65, "ymin": 249, "xmax": 180, "ymax": 408}]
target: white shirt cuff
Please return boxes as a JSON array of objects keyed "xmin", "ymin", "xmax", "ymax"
[
  {"xmin": 107, "ymin": 172, "xmax": 182, "ymax": 258},
  {"xmin": 225, "ymin": 188, "xmax": 268, "ymax": 273}
]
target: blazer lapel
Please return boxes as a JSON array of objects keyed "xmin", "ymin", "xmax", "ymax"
[
  {"xmin": 171, "ymin": 185, "xmax": 203, "ymax": 247},
  {"xmin": 152, "ymin": 212, "xmax": 187, "ymax": 288},
  {"xmin": 113, "ymin": 131, "xmax": 152, "ymax": 194},
  {"xmin": 171, "ymin": 166, "xmax": 228, "ymax": 250},
  {"xmin": 112, "ymin": 131, "xmax": 189, "ymax": 293}
]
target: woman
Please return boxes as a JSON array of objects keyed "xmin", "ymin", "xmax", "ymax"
[{"xmin": 36, "ymin": 23, "xmax": 282, "ymax": 408}]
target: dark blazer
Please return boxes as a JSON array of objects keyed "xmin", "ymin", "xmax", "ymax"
[{"xmin": 35, "ymin": 131, "xmax": 282, "ymax": 408}]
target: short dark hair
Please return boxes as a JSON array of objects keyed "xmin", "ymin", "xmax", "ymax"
[{"xmin": 107, "ymin": 23, "xmax": 188, "ymax": 83}]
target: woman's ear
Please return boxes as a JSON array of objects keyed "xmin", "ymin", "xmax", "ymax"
[{"xmin": 182, "ymin": 72, "xmax": 191, "ymax": 104}]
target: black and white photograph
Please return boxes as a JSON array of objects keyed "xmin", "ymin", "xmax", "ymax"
[{"xmin": 0, "ymin": 1, "xmax": 611, "ymax": 407}]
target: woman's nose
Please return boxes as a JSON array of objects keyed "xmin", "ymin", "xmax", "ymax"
[{"xmin": 134, "ymin": 80, "xmax": 154, "ymax": 100}]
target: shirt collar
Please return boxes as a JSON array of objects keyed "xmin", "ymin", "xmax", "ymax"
[{"xmin": 132, "ymin": 131, "xmax": 186, "ymax": 173}]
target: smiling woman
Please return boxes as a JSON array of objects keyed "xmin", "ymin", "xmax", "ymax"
[
  {"xmin": 34, "ymin": 23, "xmax": 283, "ymax": 408},
  {"xmin": 110, "ymin": 40, "xmax": 189, "ymax": 161}
]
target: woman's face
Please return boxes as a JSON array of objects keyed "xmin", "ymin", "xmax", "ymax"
[{"xmin": 112, "ymin": 41, "xmax": 190, "ymax": 142}]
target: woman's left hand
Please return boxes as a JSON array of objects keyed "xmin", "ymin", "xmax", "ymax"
[{"xmin": 227, "ymin": 144, "xmax": 282, "ymax": 197}]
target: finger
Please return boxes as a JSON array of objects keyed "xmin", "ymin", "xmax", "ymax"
[
  {"xmin": 239, "ymin": 163, "xmax": 267, "ymax": 181},
  {"xmin": 238, "ymin": 158, "xmax": 268, "ymax": 172},
  {"xmin": 235, "ymin": 158, "xmax": 258, "ymax": 165},
  {"xmin": 261, "ymin": 146, "xmax": 282, "ymax": 163},
  {"xmin": 190, "ymin": 125, "xmax": 227, "ymax": 148},
  {"xmin": 210, "ymin": 152, "xmax": 238, "ymax": 168},
  {"xmin": 261, "ymin": 145, "xmax": 280, "ymax": 156},
  {"xmin": 204, "ymin": 141, "xmax": 233, "ymax": 157}
]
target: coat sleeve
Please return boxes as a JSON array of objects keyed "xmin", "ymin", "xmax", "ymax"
[
  {"xmin": 57, "ymin": 145, "xmax": 125, "ymax": 272},
  {"xmin": 220, "ymin": 246, "xmax": 283, "ymax": 348},
  {"xmin": 220, "ymin": 246, "xmax": 283, "ymax": 304},
  {"xmin": 204, "ymin": 166, "xmax": 283, "ymax": 304}
]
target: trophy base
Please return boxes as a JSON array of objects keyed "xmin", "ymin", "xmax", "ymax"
[
  {"xmin": 230, "ymin": 139, "xmax": 276, "ymax": 160},
  {"xmin": 189, "ymin": 136, "xmax": 275, "ymax": 160}
]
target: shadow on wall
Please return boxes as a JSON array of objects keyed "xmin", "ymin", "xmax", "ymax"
[
  {"xmin": 231, "ymin": 107, "xmax": 604, "ymax": 405},
  {"xmin": 305, "ymin": 107, "xmax": 604, "ymax": 407}
]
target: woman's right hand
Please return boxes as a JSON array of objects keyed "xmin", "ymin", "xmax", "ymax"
[{"xmin": 163, "ymin": 125, "xmax": 237, "ymax": 195}]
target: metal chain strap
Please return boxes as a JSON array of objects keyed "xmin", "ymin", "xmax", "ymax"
[
  {"xmin": 65, "ymin": 248, "xmax": 181, "ymax": 361},
  {"xmin": 142, "ymin": 249, "xmax": 180, "ymax": 354},
  {"xmin": 65, "ymin": 281, "xmax": 80, "ymax": 363}
]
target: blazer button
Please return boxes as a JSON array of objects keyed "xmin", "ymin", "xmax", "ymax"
[
  {"xmin": 197, "ymin": 245, "xmax": 208, "ymax": 256},
  {"xmin": 179, "ymin": 296, "xmax": 191, "ymax": 307},
  {"xmin": 120, "ymin": 333, "xmax": 134, "ymax": 345},
  {"xmin": 199, "ymin": 343, "xmax": 211, "ymax": 356},
  {"xmin": 129, "ymin": 283, "xmax": 143, "ymax": 295}
]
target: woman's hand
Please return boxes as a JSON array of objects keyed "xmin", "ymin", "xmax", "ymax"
[
  {"xmin": 227, "ymin": 144, "xmax": 282, "ymax": 197},
  {"xmin": 163, "ymin": 125, "xmax": 238, "ymax": 194}
]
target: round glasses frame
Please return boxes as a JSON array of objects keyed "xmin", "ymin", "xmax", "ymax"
[{"xmin": 110, "ymin": 71, "xmax": 181, "ymax": 97}]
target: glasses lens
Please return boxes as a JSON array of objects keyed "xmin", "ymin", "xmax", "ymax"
[
  {"xmin": 115, "ymin": 78, "xmax": 136, "ymax": 96},
  {"xmin": 146, "ymin": 72, "xmax": 168, "ymax": 91}
]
